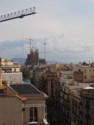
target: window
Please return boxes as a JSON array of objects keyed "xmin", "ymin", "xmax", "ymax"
[
  {"xmin": 84, "ymin": 69, "xmax": 86, "ymax": 73},
  {"xmin": 84, "ymin": 75, "xmax": 87, "ymax": 79},
  {"xmin": 30, "ymin": 107, "xmax": 38, "ymax": 122}
]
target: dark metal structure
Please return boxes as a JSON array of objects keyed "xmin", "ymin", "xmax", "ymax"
[{"xmin": 0, "ymin": 7, "xmax": 36, "ymax": 22}]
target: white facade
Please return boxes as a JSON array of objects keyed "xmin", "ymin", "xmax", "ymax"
[
  {"xmin": 59, "ymin": 70, "xmax": 73, "ymax": 85},
  {"xmin": 1, "ymin": 72, "xmax": 23, "ymax": 83}
]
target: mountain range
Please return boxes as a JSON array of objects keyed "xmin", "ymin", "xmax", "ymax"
[{"xmin": 11, "ymin": 58, "xmax": 26, "ymax": 65}]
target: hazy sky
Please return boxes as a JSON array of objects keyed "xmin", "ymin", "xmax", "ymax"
[{"xmin": 0, "ymin": 0, "xmax": 94, "ymax": 63}]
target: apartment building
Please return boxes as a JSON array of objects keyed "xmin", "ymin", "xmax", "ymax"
[
  {"xmin": 73, "ymin": 69, "xmax": 83, "ymax": 82},
  {"xmin": 1, "ymin": 58, "xmax": 21, "ymax": 73},
  {"xmin": 70, "ymin": 87, "xmax": 82, "ymax": 125},
  {"xmin": 74, "ymin": 64, "xmax": 94, "ymax": 83},
  {"xmin": 60, "ymin": 82, "xmax": 82, "ymax": 125},
  {"xmin": 40, "ymin": 68, "xmax": 60, "ymax": 98},
  {"xmin": 1, "ymin": 58, "xmax": 23, "ymax": 83},
  {"xmin": 60, "ymin": 82, "xmax": 94, "ymax": 125},
  {"xmin": 32, "ymin": 65, "xmax": 47, "ymax": 88},
  {"xmin": 0, "ymin": 83, "xmax": 48, "ymax": 125},
  {"xmin": 80, "ymin": 65, "xmax": 94, "ymax": 82},
  {"xmin": 59, "ymin": 69, "xmax": 73, "ymax": 85},
  {"xmin": 80, "ymin": 86, "xmax": 94, "ymax": 125},
  {"xmin": 60, "ymin": 83, "xmax": 70, "ymax": 125}
]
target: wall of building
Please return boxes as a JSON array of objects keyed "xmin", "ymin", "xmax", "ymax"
[
  {"xmin": 60, "ymin": 82, "xmax": 94, "ymax": 125},
  {"xmin": 59, "ymin": 70, "xmax": 73, "ymax": 84},
  {"xmin": 1, "ymin": 58, "xmax": 21, "ymax": 73},
  {"xmin": 11, "ymin": 67, "xmax": 20, "ymax": 72},
  {"xmin": 80, "ymin": 89, "xmax": 94, "ymax": 125},
  {"xmin": 24, "ymin": 99, "xmax": 46, "ymax": 123},
  {"xmin": 1, "ymin": 72, "xmax": 23, "ymax": 83},
  {"xmin": 70, "ymin": 93, "xmax": 81, "ymax": 125},
  {"xmin": 73, "ymin": 70, "xmax": 83, "ymax": 82},
  {"xmin": 0, "ymin": 97, "xmax": 23, "ymax": 125},
  {"xmin": 60, "ymin": 85, "xmax": 71, "ymax": 125},
  {"xmin": 80, "ymin": 66, "xmax": 94, "ymax": 82}
]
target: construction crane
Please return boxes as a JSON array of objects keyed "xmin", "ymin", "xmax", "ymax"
[
  {"xmin": 0, "ymin": 7, "xmax": 36, "ymax": 84},
  {"xmin": 0, "ymin": 7, "xmax": 36, "ymax": 23}
]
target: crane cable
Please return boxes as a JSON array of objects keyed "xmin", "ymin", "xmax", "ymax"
[{"xmin": 19, "ymin": 18, "xmax": 25, "ymax": 57}]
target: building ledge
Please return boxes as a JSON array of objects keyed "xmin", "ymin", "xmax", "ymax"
[{"xmin": 25, "ymin": 119, "xmax": 49, "ymax": 125}]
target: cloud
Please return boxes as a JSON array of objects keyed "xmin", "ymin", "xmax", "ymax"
[
  {"xmin": 0, "ymin": 34, "xmax": 94, "ymax": 63},
  {"xmin": 0, "ymin": 0, "xmax": 94, "ymax": 63}
]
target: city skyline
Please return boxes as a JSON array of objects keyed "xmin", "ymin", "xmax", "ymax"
[{"xmin": 0, "ymin": 0, "xmax": 94, "ymax": 63}]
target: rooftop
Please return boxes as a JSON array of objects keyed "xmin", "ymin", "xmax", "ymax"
[{"xmin": 10, "ymin": 83, "xmax": 41, "ymax": 95}]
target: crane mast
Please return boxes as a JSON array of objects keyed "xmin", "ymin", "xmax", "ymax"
[{"xmin": 0, "ymin": 7, "xmax": 36, "ymax": 22}]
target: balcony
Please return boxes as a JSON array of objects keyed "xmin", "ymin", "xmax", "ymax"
[
  {"xmin": 80, "ymin": 92, "xmax": 94, "ymax": 99},
  {"xmin": 25, "ymin": 122, "xmax": 46, "ymax": 125},
  {"xmin": 25, "ymin": 119, "xmax": 49, "ymax": 125}
]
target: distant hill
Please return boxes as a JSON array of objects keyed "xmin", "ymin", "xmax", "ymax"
[{"xmin": 11, "ymin": 58, "xmax": 26, "ymax": 65}]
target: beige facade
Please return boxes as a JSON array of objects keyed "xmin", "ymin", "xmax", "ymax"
[
  {"xmin": 0, "ymin": 84, "xmax": 48, "ymax": 125},
  {"xmin": 77, "ymin": 65, "xmax": 94, "ymax": 83},
  {"xmin": 0, "ymin": 95, "xmax": 47, "ymax": 125},
  {"xmin": 0, "ymin": 96, "xmax": 23, "ymax": 125},
  {"xmin": 1, "ymin": 58, "xmax": 14, "ymax": 65},
  {"xmin": 1, "ymin": 58, "xmax": 21, "ymax": 73},
  {"xmin": 0, "ymin": 58, "xmax": 23, "ymax": 84},
  {"xmin": 23, "ymin": 99, "xmax": 47, "ymax": 124}
]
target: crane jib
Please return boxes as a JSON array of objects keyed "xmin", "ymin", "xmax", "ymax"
[{"xmin": 0, "ymin": 7, "xmax": 36, "ymax": 22}]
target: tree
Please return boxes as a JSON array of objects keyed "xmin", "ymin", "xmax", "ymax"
[{"xmin": 21, "ymin": 66, "xmax": 30, "ymax": 80}]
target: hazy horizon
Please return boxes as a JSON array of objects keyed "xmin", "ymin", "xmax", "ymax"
[{"xmin": 0, "ymin": 0, "xmax": 94, "ymax": 63}]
